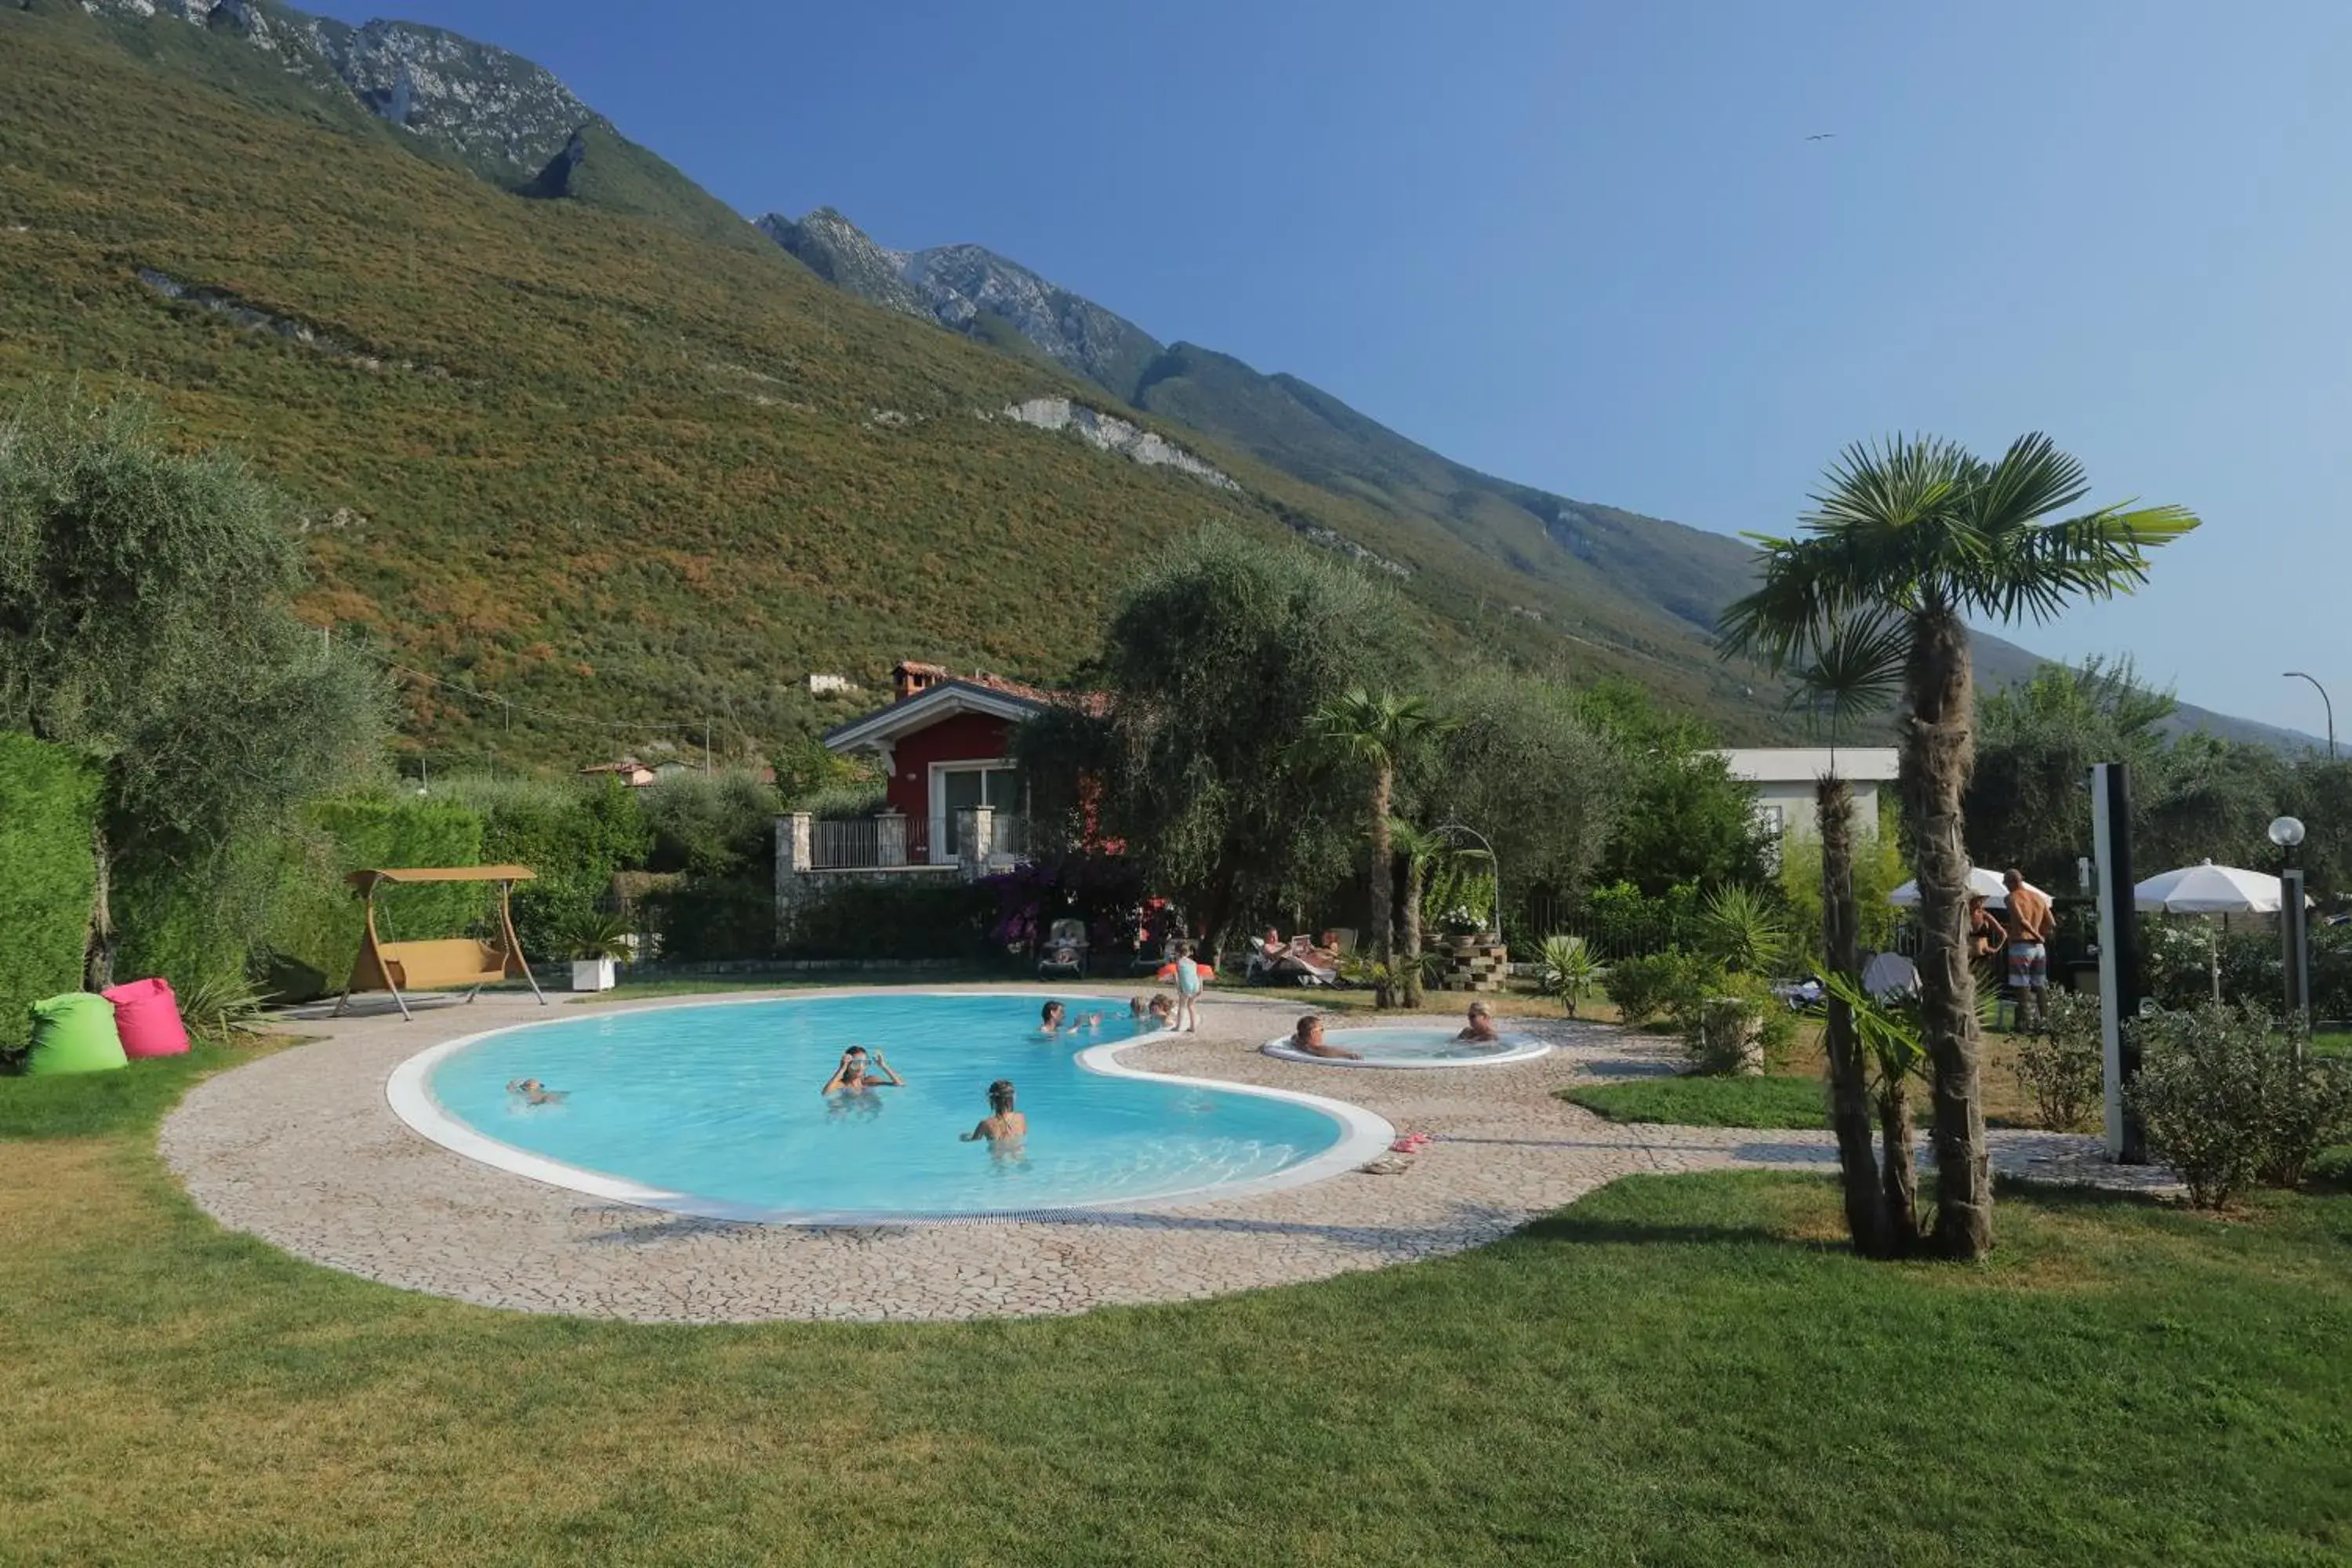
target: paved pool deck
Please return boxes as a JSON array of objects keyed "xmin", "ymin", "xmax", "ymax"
[{"xmin": 158, "ymin": 986, "xmax": 2182, "ymax": 1324}]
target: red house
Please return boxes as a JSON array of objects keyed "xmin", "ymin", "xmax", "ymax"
[{"xmin": 821, "ymin": 661, "xmax": 1047, "ymax": 866}]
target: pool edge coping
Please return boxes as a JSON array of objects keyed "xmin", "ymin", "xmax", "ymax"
[
  {"xmin": 383, "ymin": 989, "xmax": 1396, "ymax": 1227},
  {"xmin": 1260, "ymin": 1027, "xmax": 1554, "ymax": 1070}
]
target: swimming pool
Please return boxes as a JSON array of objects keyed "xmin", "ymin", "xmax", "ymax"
[
  {"xmin": 1260, "ymin": 1025, "xmax": 1552, "ymax": 1069},
  {"xmin": 387, "ymin": 993, "xmax": 1390, "ymax": 1223}
]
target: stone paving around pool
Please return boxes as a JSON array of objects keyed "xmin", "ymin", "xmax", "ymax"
[{"xmin": 159, "ymin": 987, "xmax": 2185, "ymax": 1324}]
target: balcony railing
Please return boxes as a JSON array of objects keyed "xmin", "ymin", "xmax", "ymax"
[{"xmin": 810, "ymin": 816, "xmax": 932, "ymax": 870}]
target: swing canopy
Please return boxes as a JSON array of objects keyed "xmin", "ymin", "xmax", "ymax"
[{"xmin": 336, "ymin": 865, "xmax": 545, "ymax": 1021}]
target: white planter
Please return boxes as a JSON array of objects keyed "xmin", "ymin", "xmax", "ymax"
[{"xmin": 570, "ymin": 956, "xmax": 617, "ymax": 993}]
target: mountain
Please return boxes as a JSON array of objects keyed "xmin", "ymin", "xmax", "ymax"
[
  {"xmin": 72, "ymin": 0, "xmax": 764, "ymax": 252},
  {"xmin": 756, "ymin": 209, "xmax": 929, "ymax": 321},
  {"xmin": 4, "ymin": 0, "xmax": 1802, "ymax": 768},
  {"xmin": 756, "ymin": 209, "xmax": 1761, "ymax": 644},
  {"xmin": 8, "ymin": 5, "xmax": 2303, "ymax": 765},
  {"xmin": 766, "ymin": 206, "xmax": 2326, "ymax": 750}
]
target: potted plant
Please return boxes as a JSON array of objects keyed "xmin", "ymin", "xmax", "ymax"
[{"xmin": 564, "ymin": 911, "xmax": 633, "ymax": 993}]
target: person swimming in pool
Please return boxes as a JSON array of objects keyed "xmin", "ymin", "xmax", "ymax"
[
  {"xmin": 1289, "ymin": 1015, "xmax": 1361, "ymax": 1060},
  {"xmin": 1147, "ymin": 993, "xmax": 1175, "ymax": 1029},
  {"xmin": 1128, "ymin": 996, "xmax": 1153, "ymax": 1020},
  {"xmin": 1456, "ymin": 1000, "xmax": 1501, "ymax": 1043},
  {"xmin": 959, "ymin": 1078, "xmax": 1028, "ymax": 1156},
  {"xmin": 820, "ymin": 1045, "xmax": 903, "ymax": 1095},
  {"xmin": 505, "ymin": 1078, "xmax": 567, "ymax": 1105},
  {"xmin": 1040, "ymin": 1000, "xmax": 1102, "ymax": 1036}
]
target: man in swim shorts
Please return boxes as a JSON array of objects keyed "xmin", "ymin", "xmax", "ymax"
[{"xmin": 2002, "ymin": 867, "xmax": 2054, "ymax": 1030}]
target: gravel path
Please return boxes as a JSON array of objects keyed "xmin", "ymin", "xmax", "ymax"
[{"xmin": 158, "ymin": 987, "xmax": 2182, "ymax": 1323}]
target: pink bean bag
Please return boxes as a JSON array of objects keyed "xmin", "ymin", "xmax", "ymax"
[{"xmin": 103, "ymin": 977, "xmax": 191, "ymax": 1059}]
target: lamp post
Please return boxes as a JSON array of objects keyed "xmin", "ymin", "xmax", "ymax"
[
  {"xmin": 2270, "ymin": 815, "xmax": 2310, "ymax": 1024},
  {"xmin": 2283, "ymin": 672, "xmax": 2335, "ymax": 760}
]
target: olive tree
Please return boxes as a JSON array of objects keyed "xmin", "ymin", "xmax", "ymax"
[
  {"xmin": 0, "ymin": 394, "xmax": 390, "ymax": 985},
  {"xmin": 1014, "ymin": 528, "xmax": 1410, "ymax": 953}
]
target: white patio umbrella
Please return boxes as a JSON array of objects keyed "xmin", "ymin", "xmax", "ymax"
[
  {"xmin": 1889, "ymin": 866, "xmax": 2011, "ymax": 909},
  {"xmin": 2132, "ymin": 860, "xmax": 2284, "ymax": 915},
  {"xmin": 2134, "ymin": 860, "xmax": 2284, "ymax": 1002}
]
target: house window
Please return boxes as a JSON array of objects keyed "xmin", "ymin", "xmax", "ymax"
[{"xmin": 933, "ymin": 761, "xmax": 1022, "ymax": 860}]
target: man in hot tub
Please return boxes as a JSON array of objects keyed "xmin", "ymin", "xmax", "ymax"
[
  {"xmin": 1455, "ymin": 1000, "xmax": 1502, "ymax": 1044},
  {"xmin": 1290, "ymin": 1014, "xmax": 1362, "ymax": 1060}
]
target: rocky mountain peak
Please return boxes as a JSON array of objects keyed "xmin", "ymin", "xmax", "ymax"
[
  {"xmin": 899, "ymin": 243, "xmax": 1163, "ymax": 399},
  {"xmin": 78, "ymin": 0, "xmax": 598, "ymax": 183},
  {"xmin": 756, "ymin": 209, "xmax": 929, "ymax": 320}
]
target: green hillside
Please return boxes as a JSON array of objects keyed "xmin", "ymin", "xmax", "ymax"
[{"xmin": 0, "ymin": 6, "xmax": 1794, "ymax": 768}]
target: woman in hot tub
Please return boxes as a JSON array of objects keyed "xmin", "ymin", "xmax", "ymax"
[{"xmin": 1455, "ymin": 1000, "xmax": 1501, "ymax": 1044}]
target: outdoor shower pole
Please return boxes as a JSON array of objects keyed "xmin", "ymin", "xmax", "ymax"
[{"xmin": 2091, "ymin": 762, "xmax": 2145, "ymax": 1163}]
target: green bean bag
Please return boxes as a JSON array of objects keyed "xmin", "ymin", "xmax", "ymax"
[{"xmin": 27, "ymin": 992, "xmax": 129, "ymax": 1076}]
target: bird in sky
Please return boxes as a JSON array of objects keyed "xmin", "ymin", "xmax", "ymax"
[{"xmin": 1805, "ymin": 132, "xmax": 1837, "ymax": 141}]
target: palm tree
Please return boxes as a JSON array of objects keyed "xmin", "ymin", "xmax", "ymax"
[
  {"xmin": 1308, "ymin": 691, "xmax": 1446, "ymax": 1007},
  {"xmin": 1722, "ymin": 434, "xmax": 2198, "ymax": 1261},
  {"xmin": 1388, "ymin": 818, "xmax": 1440, "ymax": 1010},
  {"xmin": 1788, "ymin": 609, "xmax": 1907, "ymax": 1256},
  {"xmin": 1390, "ymin": 818, "xmax": 1490, "ymax": 1010}
]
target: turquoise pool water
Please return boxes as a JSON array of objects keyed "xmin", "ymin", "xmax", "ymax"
[
  {"xmin": 408, "ymin": 994, "xmax": 1368, "ymax": 1220},
  {"xmin": 1262, "ymin": 1025, "xmax": 1552, "ymax": 1068}
]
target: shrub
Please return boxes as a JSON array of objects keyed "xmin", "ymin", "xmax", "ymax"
[
  {"xmin": 437, "ymin": 773, "xmax": 651, "ymax": 961},
  {"xmin": 1695, "ymin": 884, "xmax": 1790, "ymax": 976},
  {"xmin": 646, "ymin": 875, "xmax": 779, "ymax": 963},
  {"xmin": 257, "ymin": 796, "xmax": 485, "ymax": 999},
  {"xmin": 1603, "ymin": 951, "xmax": 1686, "ymax": 1025},
  {"xmin": 2129, "ymin": 1004, "xmax": 2352, "ymax": 1206},
  {"xmin": 1534, "ymin": 934, "xmax": 1602, "ymax": 1018},
  {"xmin": 1578, "ymin": 881, "xmax": 1698, "ymax": 960},
  {"xmin": 1671, "ymin": 968, "xmax": 1797, "ymax": 1075},
  {"xmin": 643, "ymin": 771, "xmax": 779, "ymax": 877},
  {"xmin": 2016, "ymin": 990, "xmax": 2105, "ymax": 1131},
  {"xmin": 0, "ymin": 733, "xmax": 99, "ymax": 1059},
  {"xmin": 781, "ymin": 877, "xmax": 996, "ymax": 963}
]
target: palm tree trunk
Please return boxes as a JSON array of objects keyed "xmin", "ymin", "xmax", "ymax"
[
  {"xmin": 1903, "ymin": 602, "xmax": 1992, "ymax": 1260},
  {"xmin": 1817, "ymin": 775, "xmax": 1893, "ymax": 1258},
  {"xmin": 1369, "ymin": 763, "xmax": 1395, "ymax": 1007},
  {"xmin": 1399, "ymin": 851, "xmax": 1425, "ymax": 1010},
  {"xmin": 1878, "ymin": 1076, "xmax": 1919, "ymax": 1247}
]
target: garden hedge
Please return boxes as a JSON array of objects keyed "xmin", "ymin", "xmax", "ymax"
[
  {"xmin": 259, "ymin": 797, "xmax": 486, "ymax": 999},
  {"xmin": 0, "ymin": 733, "xmax": 99, "ymax": 1058}
]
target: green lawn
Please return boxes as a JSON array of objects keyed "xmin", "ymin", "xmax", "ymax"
[
  {"xmin": 5, "ymin": 1056, "xmax": 2348, "ymax": 1563},
  {"xmin": 0, "ymin": 1038, "xmax": 277, "ymax": 1139},
  {"xmin": 1563, "ymin": 1072, "xmax": 1837, "ymax": 1130}
]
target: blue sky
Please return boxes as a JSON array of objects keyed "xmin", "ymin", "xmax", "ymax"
[{"xmin": 314, "ymin": 0, "xmax": 2352, "ymax": 735}]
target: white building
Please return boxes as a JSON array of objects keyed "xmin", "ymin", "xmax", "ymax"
[{"xmin": 1711, "ymin": 748, "xmax": 1901, "ymax": 841}]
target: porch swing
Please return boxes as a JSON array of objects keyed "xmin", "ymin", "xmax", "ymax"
[{"xmin": 332, "ymin": 865, "xmax": 546, "ymax": 1021}]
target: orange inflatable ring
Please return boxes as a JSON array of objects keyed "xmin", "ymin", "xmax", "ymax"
[{"xmin": 1156, "ymin": 962, "xmax": 1214, "ymax": 982}]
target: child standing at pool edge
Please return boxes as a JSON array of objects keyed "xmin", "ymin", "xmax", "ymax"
[{"xmin": 1173, "ymin": 942, "xmax": 1203, "ymax": 1033}]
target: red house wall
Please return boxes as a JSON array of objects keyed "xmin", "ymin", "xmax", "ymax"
[{"xmin": 885, "ymin": 712, "xmax": 1016, "ymax": 825}]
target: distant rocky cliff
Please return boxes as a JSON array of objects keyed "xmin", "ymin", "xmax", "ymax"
[
  {"xmin": 758, "ymin": 207, "xmax": 1164, "ymax": 401},
  {"xmin": 80, "ymin": 0, "xmax": 596, "ymax": 182}
]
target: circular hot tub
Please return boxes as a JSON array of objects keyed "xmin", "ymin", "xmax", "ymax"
[{"xmin": 1260, "ymin": 1025, "xmax": 1552, "ymax": 1069}]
